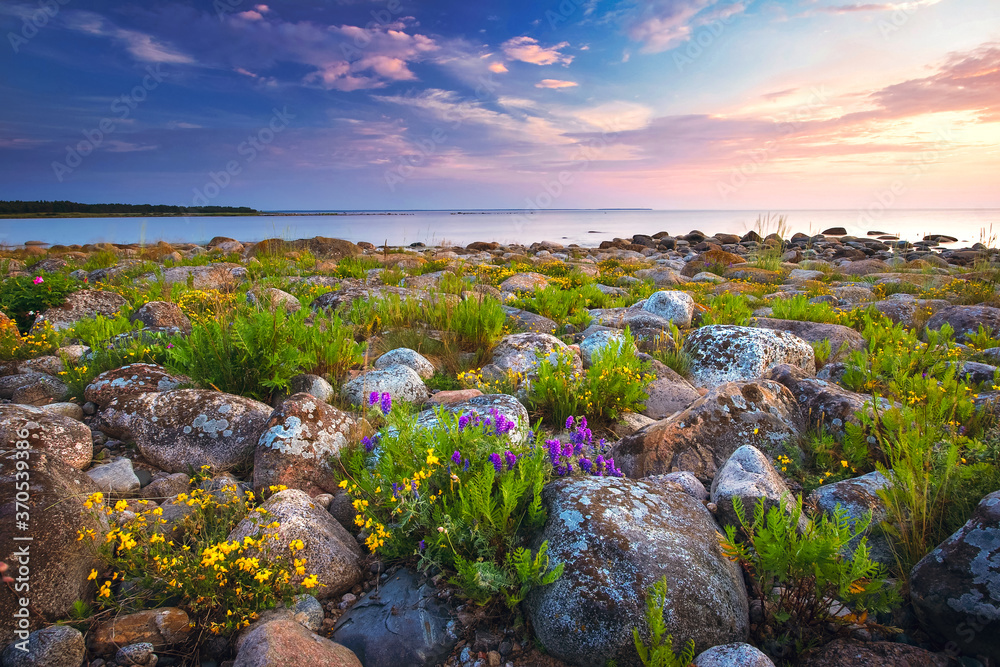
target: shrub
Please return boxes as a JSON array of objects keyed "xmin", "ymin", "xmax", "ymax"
[
  {"xmin": 0, "ymin": 319, "xmax": 63, "ymax": 361},
  {"xmin": 720, "ymin": 496, "xmax": 895, "ymax": 660},
  {"xmin": 527, "ymin": 329, "xmax": 651, "ymax": 426},
  {"xmin": 339, "ymin": 404, "xmax": 559, "ymax": 605},
  {"xmin": 632, "ymin": 576, "xmax": 696, "ymax": 667},
  {"xmin": 77, "ymin": 483, "xmax": 321, "ymax": 638},
  {"xmin": 0, "ymin": 273, "xmax": 84, "ymax": 333}
]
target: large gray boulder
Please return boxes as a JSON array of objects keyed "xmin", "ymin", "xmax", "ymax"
[
  {"xmin": 97, "ymin": 389, "xmax": 272, "ymax": 473},
  {"xmin": 130, "ymin": 300, "xmax": 192, "ymax": 334},
  {"xmin": 488, "ymin": 332, "xmax": 581, "ymax": 378},
  {"xmin": 642, "ymin": 290, "xmax": 695, "ymax": 328},
  {"xmin": 84, "ymin": 363, "xmax": 189, "ymax": 409},
  {"xmin": 685, "ymin": 325, "xmax": 815, "ymax": 388},
  {"xmin": 254, "ymin": 393, "xmax": 357, "ymax": 496},
  {"xmin": 30, "ymin": 289, "xmax": 126, "ymax": 333},
  {"xmin": 525, "ymin": 477, "xmax": 749, "ymax": 667},
  {"xmin": 341, "ymin": 365, "xmax": 429, "ymax": 406},
  {"xmin": 693, "ymin": 642, "xmax": 775, "ymax": 667},
  {"xmin": 927, "ymin": 305, "xmax": 1000, "ymax": 342},
  {"xmin": 233, "ymin": 619, "xmax": 362, "ymax": 667},
  {"xmin": 711, "ymin": 445, "xmax": 804, "ymax": 532},
  {"xmin": 331, "ymin": 568, "xmax": 459, "ymax": 667},
  {"xmin": 767, "ymin": 364, "xmax": 890, "ymax": 434},
  {"xmin": 0, "ymin": 625, "xmax": 86, "ymax": 667},
  {"xmin": 579, "ymin": 330, "xmax": 630, "ymax": 369},
  {"xmin": 228, "ymin": 489, "xmax": 363, "ymax": 599},
  {"xmin": 373, "ymin": 348, "xmax": 435, "ymax": 379},
  {"xmin": 0, "ymin": 404, "xmax": 92, "ymax": 470},
  {"xmin": 612, "ymin": 380, "xmax": 804, "ymax": 484},
  {"xmin": 909, "ymin": 490, "xmax": 1000, "ymax": 657},
  {"xmin": 0, "ymin": 451, "xmax": 105, "ymax": 644},
  {"xmin": 752, "ymin": 318, "xmax": 865, "ymax": 364},
  {"xmin": 86, "ymin": 457, "xmax": 141, "ymax": 495}
]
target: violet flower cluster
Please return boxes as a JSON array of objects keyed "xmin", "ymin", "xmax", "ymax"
[
  {"xmin": 547, "ymin": 416, "xmax": 622, "ymax": 477},
  {"xmin": 456, "ymin": 408, "xmax": 517, "ymax": 437},
  {"xmin": 368, "ymin": 391, "xmax": 392, "ymax": 416}
]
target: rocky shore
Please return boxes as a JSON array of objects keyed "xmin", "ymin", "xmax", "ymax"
[{"xmin": 1, "ymin": 229, "xmax": 999, "ymax": 667}]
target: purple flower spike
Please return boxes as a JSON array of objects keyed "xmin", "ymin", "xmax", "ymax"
[
  {"xmin": 458, "ymin": 414, "xmax": 471, "ymax": 431},
  {"xmin": 419, "ymin": 539, "xmax": 426, "ymax": 551},
  {"xmin": 369, "ymin": 391, "xmax": 379, "ymax": 406},
  {"xmin": 362, "ymin": 436, "xmax": 375, "ymax": 453},
  {"xmin": 504, "ymin": 450, "xmax": 518, "ymax": 470},
  {"xmin": 380, "ymin": 392, "xmax": 392, "ymax": 416},
  {"xmin": 489, "ymin": 452, "xmax": 503, "ymax": 473},
  {"xmin": 579, "ymin": 457, "xmax": 593, "ymax": 473},
  {"xmin": 463, "ymin": 458, "xmax": 470, "ymax": 472},
  {"xmin": 565, "ymin": 416, "xmax": 574, "ymax": 430},
  {"xmin": 451, "ymin": 450, "xmax": 462, "ymax": 466}
]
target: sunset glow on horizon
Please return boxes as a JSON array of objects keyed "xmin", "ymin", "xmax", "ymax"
[{"xmin": 1, "ymin": 0, "xmax": 997, "ymax": 211}]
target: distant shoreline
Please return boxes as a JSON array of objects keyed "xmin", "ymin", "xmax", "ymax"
[{"xmin": 0, "ymin": 212, "xmax": 261, "ymax": 219}]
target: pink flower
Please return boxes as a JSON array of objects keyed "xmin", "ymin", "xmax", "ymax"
[{"xmin": 32, "ymin": 276, "xmax": 43, "ymax": 285}]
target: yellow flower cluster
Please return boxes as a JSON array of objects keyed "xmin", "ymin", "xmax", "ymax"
[{"xmin": 176, "ymin": 288, "xmax": 239, "ymax": 324}]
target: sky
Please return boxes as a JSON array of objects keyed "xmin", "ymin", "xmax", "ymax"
[{"xmin": 0, "ymin": 0, "xmax": 998, "ymax": 211}]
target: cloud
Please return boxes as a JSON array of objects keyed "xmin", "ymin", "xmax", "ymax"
[
  {"xmin": 817, "ymin": 0, "xmax": 943, "ymax": 13},
  {"xmin": 501, "ymin": 36, "xmax": 573, "ymax": 65},
  {"xmin": 488, "ymin": 62, "xmax": 509, "ymax": 73},
  {"xmin": 63, "ymin": 11, "xmax": 195, "ymax": 64},
  {"xmin": 536, "ymin": 79, "xmax": 579, "ymax": 88},
  {"xmin": 622, "ymin": 0, "xmax": 746, "ymax": 53}
]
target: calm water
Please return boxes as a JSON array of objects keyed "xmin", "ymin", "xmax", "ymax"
[{"xmin": 1, "ymin": 209, "xmax": 998, "ymax": 248}]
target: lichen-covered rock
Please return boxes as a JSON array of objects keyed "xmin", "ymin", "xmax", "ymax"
[
  {"xmin": 644, "ymin": 471, "xmax": 708, "ymax": 502},
  {"xmin": 0, "ymin": 625, "xmax": 86, "ymax": 667},
  {"xmin": 869, "ymin": 297, "xmax": 950, "ymax": 327},
  {"xmin": 642, "ymin": 290, "xmax": 695, "ymax": 328},
  {"xmin": 926, "ymin": 305, "xmax": 1000, "ymax": 343},
  {"xmin": 228, "ymin": 489, "xmax": 363, "ymax": 599},
  {"xmin": 799, "ymin": 639, "xmax": 948, "ymax": 667},
  {"xmin": 808, "ymin": 471, "xmax": 893, "ymax": 566},
  {"xmin": 0, "ymin": 404, "xmax": 92, "ymax": 469},
  {"xmin": 767, "ymin": 364, "xmax": 889, "ymax": 434},
  {"xmin": 154, "ymin": 263, "xmax": 247, "ymax": 289},
  {"xmin": 413, "ymin": 394, "xmax": 530, "ymax": 446},
  {"xmin": 254, "ymin": 393, "xmax": 357, "ymax": 496},
  {"xmin": 525, "ymin": 477, "xmax": 749, "ymax": 666},
  {"xmin": 693, "ymin": 642, "xmax": 775, "ymax": 666},
  {"xmin": 909, "ymin": 490, "xmax": 1000, "ymax": 657},
  {"xmin": 633, "ymin": 267, "xmax": 686, "ymax": 287},
  {"xmin": 0, "ymin": 451, "xmax": 105, "ymax": 644},
  {"xmin": 234, "ymin": 619, "xmax": 362, "ymax": 667},
  {"xmin": 579, "ymin": 330, "xmax": 630, "ymax": 368},
  {"xmin": 84, "ymin": 363, "xmax": 190, "ymax": 409},
  {"xmin": 373, "ymin": 348, "xmax": 435, "ymax": 380},
  {"xmin": 332, "ymin": 568, "xmax": 459, "ymax": 667},
  {"xmin": 86, "ymin": 457, "xmax": 141, "ymax": 495},
  {"xmin": 341, "ymin": 365, "xmax": 429, "ymax": 406},
  {"xmin": 710, "ymin": 445, "xmax": 804, "ymax": 532},
  {"xmin": 247, "ymin": 287, "xmax": 302, "ymax": 313},
  {"xmin": 30, "ymin": 289, "xmax": 127, "ymax": 332},
  {"xmin": 613, "ymin": 380, "xmax": 804, "ymax": 483},
  {"xmin": 97, "ymin": 389, "xmax": 272, "ymax": 473},
  {"xmin": 641, "ymin": 372, "xmax": 701, "ymax": 421},
  {"xmin": 115, "ymin": 642, "xmax": 155, "ymax": 666},
  {"xmin": 502, "ymin": 306, "xmax": 558, "ymax": 335},
  {"xmin": 0, "ymin": 373, "xmax": 69, "ymax": 406},
  {"xmin": 685, "ymin": 325, "xmax": 815, "ymax": 388},
  {"xmin": 489, "ymin": 332, "xmax": 581, "ymax": 377},
  {"xmin": 89, "ymin": 608, "xmax": 191, "ymax": 655},
  {"xmin": 752, "ymin": 318, "xmax": 865, "ymax": 364},
  {"xmin": 498, "ymin": 272, "xmax": 549, "ymax": 295},
  {"xmin": 129, "ymin": 300, "xmax": 192, "ymax": 334}
]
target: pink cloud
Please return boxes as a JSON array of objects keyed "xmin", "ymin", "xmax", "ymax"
[
  {"xmin": 536, "ymin": 79, "xmax": 579, "ymax": 89},
  {"xmin": 488, "ymin": 62, "xmax": 508, "ymax": 73},
  {"xmin": 502, "ymin": 36, "xmax": 573, "ymax": 66}
]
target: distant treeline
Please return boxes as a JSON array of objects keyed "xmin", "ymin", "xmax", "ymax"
[{"xmin": 0, "ymin": 200, "xmax": 258, "ymax": 215}]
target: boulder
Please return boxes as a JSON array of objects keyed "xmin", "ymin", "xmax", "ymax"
[
  {"xmin": 641, "ymin": 372, "xmax": 701, "ymax": 421},
  {"xmin": 710, "ymin": 445, "xmax": 804, "ymax": 532},
  {"xmin": 39, "ymin": 402, "xmax": 84, "ymax": 421},
  {"xmin": 140, "ymin": 472, "xmax": 190, "ymax": 500},
  {"xmin": 799, "ymin": 639, "xmax": 948, "ymax": 667},
  {"xmin": 30, "ymin": 290, "xmax": 127, "ymax": 332},
  {"xmin": 693, "ymin": 643, "xmax": 775, "ymax": 667},
  {"xmin": 525, "ymin": 477, "xmax": 749, "ymax": 666},
  {"xmin": 840, "ymin": 259, "xmax": 890, "ymax": 275},
  {"xmin": 341, "ymin": 365, "xmax": 429, "ymax": 406},
  {"xmin": 84, "ymin": 363, "xmax": 190, "ymax": 409},
  {"xmin": 633, "ymin": 267, "xmax": 686, "ymax": 287},
  {"xmin": 498, "ymin": 272, "xmax": 549, "ymax": 295},
  {"xmin": 234, "ymin": 619, "xmax": 361, "ymax": 667},
  {"xmin": 752, "ymin": 318, "xmax": 865, "ymax": 363},
  {"xmin": 869, "ymin": 298, "xmax": 950, "ymax": 328},
  {"xmin": 86, "ymin": 457, "xmax": 141, "ymax": 495},
  {"xmin": 129, "ymin": 301, "xmax": 192, "ymax": 334},
  {"xmin": 909, "ymin": 490, "xmax": 1000, "ymax": 657},
  {"xmin": 254, "ymin": 393, "xmax": 357, "ymax": 496},
  {"xmin": 612, "ymin": 380, "xmax": 804, "ymax": 483},
  {"xmin": 488, "ymin": 332, "xmax": 581, "ymax": 378},
  {"xmin": 247, "ymin": 287, "xmax": 301, "ymax": 313},
  {"xmin": 927, "ymin": 305, "xmax": 1000, "ymax": 343},
  {"xmin": 0, "ymin": 625, "xmax": 86, "ymax": 667},
  {"xmin": 808, "ymin": 471, "xmax": 893, "ymax": 566},
  {"xmin": 97, "ymin": 389, "xmax": 272, "ymax": 473},
  {"xmin": 579, "ymin": 330, "xmax": 630, "ymax": 368},
  {"xmin": 502, "ymin": 306, "xmax": 559, "ymax": 335},
  {"xmin": 0, "ymin": 451, "xmax": 105, "ymax": 644},
  {"xmin": 332, "ymin": 568, "xmax": 459, "ymax": 667},
  {"xmin": 288, "ymin": 374, "xmax": 335, "ymax": 403},
  {"xmin": 767, "ymin": 364, "xmax": 888, "ymax": 434},
  {"xmin": 154, "ymin": 263, "xmax": 247, "ymax": 289},
  {"xmin": 0, "ymin": 404, "xmax": 91, "ymax": 469},
  {"xmin": 413, "ymin": 394, "xmax": 530, "ymax": 447},
  {"xmin": 0, "ymin": 373, "xmax": 69, "ymax": 406},
  {"xmin": 373, "ymin": 348, "xmax": 435, "ymax": 380},
  {"xmin": 644, "ymin": 471, "xmax": 708, "ymax": 502},
  {"xmin": 228, "ymin": 489, "xmax": 363, "ymax": 599},
  {"xmin": 89, "ymin": 608, "xmax": 191, "ymax": 655},
  {"xmin": 642, "ymin": 290, "xmax": 695, "ymax": 328},
  {"xmin": 684, "ymin": 325, "xmax": 815, "ymax": 388}
]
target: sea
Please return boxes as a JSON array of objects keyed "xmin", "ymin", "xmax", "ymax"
[{"xmin": 1, "ymin": 209, "xmax": 998, "ymax": 248}]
